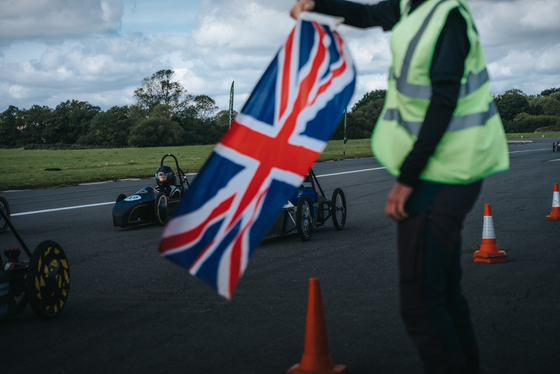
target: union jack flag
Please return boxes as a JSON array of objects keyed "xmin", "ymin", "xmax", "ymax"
[{"xmin": 158, "ymin": 13, "xmax": 356, "ymax": 299}]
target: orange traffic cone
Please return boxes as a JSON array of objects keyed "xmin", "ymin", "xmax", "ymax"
[
  {"xmin": 546, "ymin": 183, "xmax": 560, "ymax": 221},
  {"xmin": 287, "ymin": 278, "xmax": 347, "ymax": 374},
  {"xmin": 473, "ymin": 204, "xmax": 506, "ymax": 263}
]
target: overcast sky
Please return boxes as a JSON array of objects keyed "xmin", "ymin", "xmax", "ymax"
[{"xmin": 1, "ymin": 0, "xmax": 559, "ymax": 113}]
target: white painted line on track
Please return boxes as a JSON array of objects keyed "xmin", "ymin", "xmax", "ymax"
[
  {"xmin": 12, "ymin": 202, "xmax": 114, "ymax": 217},
  {"xmin": 12, "ymin": 167, "xmax": 389, "ymax": 216},
  {"xmin": 316, "ymin": 167, "xmax": 386, "ymax": 178},
  {"xmin": 8, "ymin": 149, "xmax": 552, "ymax": 217},
  {"xmin": 508, "ymin": 148, "xmax": 548, "ymax": 154}
]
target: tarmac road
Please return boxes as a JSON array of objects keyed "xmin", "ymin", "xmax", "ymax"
[{"xmin": 1, "ymin": 139, "xmax": 559, "ymax": 374}]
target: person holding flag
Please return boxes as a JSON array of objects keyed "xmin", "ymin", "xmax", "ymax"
[{"xmin": 291, "ymin": 1, "xmax": 508, "ymax": 373}]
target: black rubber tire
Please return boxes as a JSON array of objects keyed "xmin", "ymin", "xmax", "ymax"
[
  {"xmin": 155, "ymin": 192, "xmax": 169, "ymax": 226},
  {"xmin": 116, "ymin": 194, "xmax": 127, "ymax": 203},
  {"xmin": 296, "ymin": 195, "xmax": 313, "ymax": 241},
  {"xmin": 0, "ymin": 196, "xmax": 9, "ymax": 233},
  {"xmin": 26, "ymin": 240, "xmax": 70, "ymax": 320},
  {"xmin": 331, "ymin": 188, "xmax": 347, "ymax": 230}
]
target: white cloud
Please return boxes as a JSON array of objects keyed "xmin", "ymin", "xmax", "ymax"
[
  {"xmin": 1, "ymin": 0, "xmax": 559, "ymax": 113},
  {"xmin": 0, "ymin": 0, "xmax": 123, "ymax": 42},
  {"xmin": 192, "ymin": 0, "xmax": 293, "ymax": 49}
]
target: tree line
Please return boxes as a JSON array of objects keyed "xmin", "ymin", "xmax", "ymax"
[
  {"xmin": 1, "ymin": 70, "xmax": 559, "ymax": 149},
  {"xmin": 328, "ymin": 86, "xmax": 560, "ymax": 141},
  {"xmin": 0, "ymin": 70, "xmax": 235, "ymax": 148}
]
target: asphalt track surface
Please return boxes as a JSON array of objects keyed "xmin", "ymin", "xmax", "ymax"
[{"xmin": 1, "ymin": 139, "xmax": 559, "ymax": 374}]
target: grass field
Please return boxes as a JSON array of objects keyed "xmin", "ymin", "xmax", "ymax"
[
  {"xmin": 1, "ymin": 132, "xmax": 557, "ymax": 191},
  {"xmin": 0, "ymin": 140, "xmax": 373, "ymax": 191},
  {"xmin": 506, "ymin": 132, "xmax": 560, "ymax": 139}
]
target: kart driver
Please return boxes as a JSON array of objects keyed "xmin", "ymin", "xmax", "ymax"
[{"xmin": 155, "ymin": 165, "xmax": 181, "ymax": 199}]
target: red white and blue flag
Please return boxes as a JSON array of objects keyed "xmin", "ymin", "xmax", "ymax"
[{"xmin": 158, "ymin": 13, "xmax": 355, "ymax": 299}]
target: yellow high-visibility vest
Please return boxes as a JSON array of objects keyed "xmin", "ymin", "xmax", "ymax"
[{"xmin": 372, "ymin": 0, "xmax": 509, "ymax": 184}]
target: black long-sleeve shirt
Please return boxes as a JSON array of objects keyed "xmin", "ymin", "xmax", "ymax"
[{"xmin": 313, "ymin": 0, "xmax": 470, "ymax": 187}]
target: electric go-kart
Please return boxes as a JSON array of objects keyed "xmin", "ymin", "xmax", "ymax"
[
  {"xmin": 265, "ymin": 169, "xmax": 347, "ymax": 241},
  {"xmin": 0, "ymin": 197, "xmax": 70, "ymax": 320},
  {"xmin": 112, "ymin": 154, "xmax": 190, "ymax": 227}
]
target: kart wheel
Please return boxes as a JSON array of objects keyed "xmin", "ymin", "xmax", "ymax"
[
  {"xmin": 26, "ymin": 240, "xmax": 70, "ymax": 320},
  {"xmin": 155, "ymin": 192, "xmax": 169, "ymax": 226},
  {"xmin": 0, "ymin": 196, "xmax": 9, "ymax": 233},
  {"xmin": 331, "ymin": 188, "xmax": 347, "ymax": 230},
  {"xmin": 116, "ymin": 194, "xmax": 127, "ymax": 203},
  {"xmin": 296, "ymin": 195, "xmax": 313, "ymax": 241}
]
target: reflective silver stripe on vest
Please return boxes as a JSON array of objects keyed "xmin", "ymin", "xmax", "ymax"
[
  {"xmin": 393, "ymin": 0, "xmax": 488, "ymax": 100},
  {"xmin": 383, "ymin": 101, "xmax": 498, "ymax": 137}
]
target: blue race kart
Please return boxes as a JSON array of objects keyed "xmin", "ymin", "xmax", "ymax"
[
  {"xmin": 264, "ymin": 169, "xmax": 347, "ymax": 241},
  {"xmin": 112, "ymin": 154, "xmax": 190, "ymax": 228}
]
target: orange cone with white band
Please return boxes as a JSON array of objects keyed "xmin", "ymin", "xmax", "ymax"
[
  {"xmin": 473, "ymin": 204, "xmax": 506, "ymax": 263},
  {"xmin": 546, "ymin": 183, "xmax": 560, "ymax": 221}
]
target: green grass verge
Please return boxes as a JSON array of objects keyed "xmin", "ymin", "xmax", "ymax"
[
  {"xmin": 5, "ymin": 132, "xmax": 552, "ymax": 191},
  {"xmin": 506, "ymin": 132, "xmax": 560, "ymax": 139},
  {"xmin": 0, "ymin": 140, "xmax": 374, "ymax": 191}
]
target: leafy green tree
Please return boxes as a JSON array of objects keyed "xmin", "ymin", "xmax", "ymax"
[
  {"xmin": 107, "ymin": 105, "xmax": 132, "ymax": 121},
  {"xmin": 508, "ymin": 115, "xmax": 560, "ymax": 133},
  {"xmin": 215, "ymin": 109, "xmax": 238, "ymax": 127},
  {"xmin": 549, "ymin": 92, "xmax": 560, "ymax": 102},
  {"xmin": 332, "ymin": 89, "xmax": 386, "ymax": 140},
  {"xmin": 529, "ymin": 96, "xmax": 560, "ymax": 116},
  {"xmin": 42, "ymin": 100, "xmax": 100, "ymax": 144},
  {"xmin": 193, "ymin": 95, "xmax": 218, "ymax": 121},
  {"xmin": 150, "ymin": 104, "xmax": 173, "ymax": 120},
  {"xmin": 540, "ymin": 87, "xmax": 560, "ymax": 96},
  {"xmin": 495, "ymin": 89, "xmax": 530, "ymax": 125},
  {"xmin": 133, "ymin": 69, "xmax": 191, "ymax": 114},
  {"xmin": 350, "ymin": 89, "xmax": 386, "ymax": 112},
  {"xmin": 0, "ymin": 106, "xmax": 23, "ymax": 146},
  {"xmin": 82, "ymin": 109, "xmax": 132, "ymax": 147},
  {"xmin": 127, "ymin": 117, "xmax": 186, "ymax": 147},
  {"xmin": 20, "ymin": 105, "xmax": 52, "ymax": 145}
]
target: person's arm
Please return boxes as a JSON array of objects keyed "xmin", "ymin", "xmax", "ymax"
[
  {"xmin": 291, "ymin": 0, "xmax": 401, "ymax": 30},
  {"xmin": 397, "ymin": 8, "xmax": 470, "ymax": 189}
]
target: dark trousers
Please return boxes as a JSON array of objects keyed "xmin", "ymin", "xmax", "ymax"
[{"xmin": 397, "ymin": 180, "xmax": 482, "ymax": 374}]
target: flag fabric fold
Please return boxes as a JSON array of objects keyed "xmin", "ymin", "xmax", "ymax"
[{"xmin": 158, "ymin": 13, "xmax": 356, "ymax": 299}]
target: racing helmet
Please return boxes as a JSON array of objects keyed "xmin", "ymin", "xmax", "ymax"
[{"xmin": 155, "ymin": 165, "xmax": 175, "ymax": 188}]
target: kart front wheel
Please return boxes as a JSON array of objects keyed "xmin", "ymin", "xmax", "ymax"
[
  {"xmin": 331, "ymin": 188, "xmax": 347, "ymax": 230},
  {"xmin": 296, "ymin": 195, "xmax": 313, "ymax": 241},
  {"xmin": 155, "ymin": 192, "xmax": 169, "ymax": 226},
  {"xmin": 116, "ymin": 194, "xmax": 127, "ymax": 203},
  {"xmin": 0, "ymin": 196, "xmax": 10, "ymax": 233},
  {"xmin": 27, "ymin": 240, "xmax": 70, "ymax": 320}
]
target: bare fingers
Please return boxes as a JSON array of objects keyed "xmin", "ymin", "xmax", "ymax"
[{"xmin": 290, "ymin": 0, "xmax": 316, "ymax": 19}]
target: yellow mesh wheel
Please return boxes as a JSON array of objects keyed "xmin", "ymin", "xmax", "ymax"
[{"xmin": 27, "ymin": 240, "xmax": 70, "ymax": 320}]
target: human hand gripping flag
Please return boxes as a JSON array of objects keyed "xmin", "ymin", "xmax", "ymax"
[{"xmin": 158, "ymin": 12, "xmax": 356, "ymax": 299}]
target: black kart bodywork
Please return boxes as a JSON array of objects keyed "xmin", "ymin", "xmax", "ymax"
[
  {"xmin": 0, "ymin": 197, "xmax": 70, "ymax": 321},
  {"xmin": 265, "ymin": 168, "xmax": 347, "ymax": 241},
  {"xmin": 112, "ymin": 154, "xmax": 190, "ymax": 228}
]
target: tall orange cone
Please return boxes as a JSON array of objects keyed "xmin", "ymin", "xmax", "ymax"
[
  {"xmin": 546, "ymin": 183, "xmax": 560, "ymax": 221},
  {"xmin": 473, "ymin": 204, "xmax": 506, "ymax": 263},
  {"xmin": 287, "ymin": 278, "xmax": 347, "ymax": 374}
]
